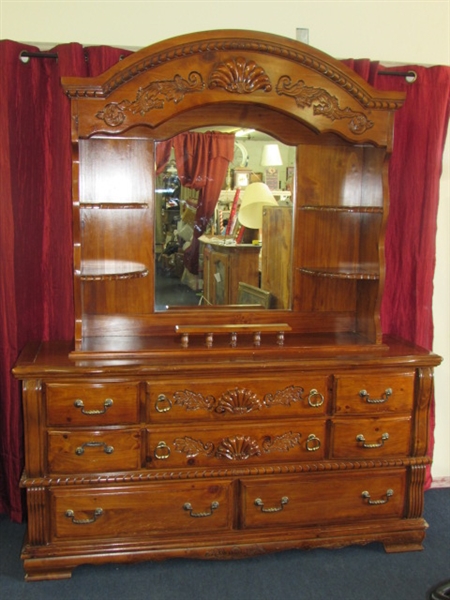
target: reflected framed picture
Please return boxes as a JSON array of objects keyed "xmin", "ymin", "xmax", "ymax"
[
  {"xmin": 233, "ymin": 168, "xmax": 252, "ymax": 189},
  {"xmin": 237, "ymin": 282, "xmax": 272, "ymax": 308}
]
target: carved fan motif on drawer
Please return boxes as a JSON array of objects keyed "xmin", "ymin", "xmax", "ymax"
[{"xmin": 170, "ymin": 386, "xmax": 304, "ymax": 415}]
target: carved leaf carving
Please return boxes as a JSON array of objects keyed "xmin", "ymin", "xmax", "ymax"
[
  {"xmin": 173, "ymin": 436, "xmax": 214, "ymax": 457},
  {"xmin": 262, "ymin": 431, "xmax": 302, "ymax": 453},
  {"xmin": 264, "ymin": 385, "xmax": 304, "ymax": 406},
  {"xmin": 208, "ymin": 57, "xmax": 272, "ymax": 94},
  {"xmin": 173, "ymin": 390, "xmax": 215, "ymax": 411},
  {"xmin": 96, "ymin": 72, "xmax": 205, "ymax": 126},
  {"xmin": 276, "ymin": 75, "xmax": 373, "ymax": 134},
  {"xmin": 215, "ymin": 388, "xmax": 263, "ymax": 414},
  {"xmin": 216, "ymin": 436, "xmax": 261, "ymax": 461}
]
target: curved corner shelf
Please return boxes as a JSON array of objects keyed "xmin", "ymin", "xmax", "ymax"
[
  {"xmin": 299, "ymin": 265, "xmax": 379, "ymax": 280},
  {"xmin": 79, "ymin": 260, "xmax": 149, "ymax": 281},
  {"xmin": 80, "ymin": 203, "xmax": 149, "ymax": 210},
  {"xmin": 300, "ymin": 205, "xmax": 383, "ymax": 214}
]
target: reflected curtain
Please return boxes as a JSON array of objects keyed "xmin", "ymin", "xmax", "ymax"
[
  {"xmin": 343, "ymin": 59, "xmax": 450, "ymax": 488},
  {"xmin": 172, "ymin": 131, "xmax": 235, "ymax": 274}
]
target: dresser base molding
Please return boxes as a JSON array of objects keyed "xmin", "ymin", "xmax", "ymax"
[{"xmin": 21, "ymin": 518, "xmax": 428, "ymax": 581}]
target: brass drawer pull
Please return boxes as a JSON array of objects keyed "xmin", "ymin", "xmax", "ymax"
[
  {"xmin": 308, "ymin": 389, "xmax": 324, "ymax": 407},
  {"xmin": 356, "ymin": 432, "xmax": 389, "ymax": 448},
  {"xmin": 74, "ymin": 398, "xmax": 113, "ymax": 415},
  {"xmin": 183, "ymin": 501, "xmax": 219, "ymax": 518},
  {"xmin": 154, "ymin": 441, "xmax": 171, "ymax": 460},
  {"xmin": 361, "ymin": 489, "xmax": 393, "ymax": 505},
  {"xmin": 254, "ymin": 496, "xmax": 289, "ymax": 513},
  {"xmin": 65, "ymin": 507, "xmax": 103, "ymax": 524},
  {"xmin": 75, "ymin": 441, "xmax": 114, "ymax": 456},
  {"xmin": 305, "ymin": 433, "xmax": 321, "ymax": 452},
  {"xmin": 359, "ymin": 388, "xmax": 393, "ymax": 404},
  {"xmin": 155, "ymin": 394, "xmax": 172, "ymax": 413}
]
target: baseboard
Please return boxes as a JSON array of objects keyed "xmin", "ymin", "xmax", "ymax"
[{"xmin": 431, "ymin": 476, "xmax": 450, "ymax": 488}]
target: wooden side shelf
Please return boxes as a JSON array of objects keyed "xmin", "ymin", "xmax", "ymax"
[{"xmin": 80, "ymin": 260, "xmax": 149, "ymax": 281}]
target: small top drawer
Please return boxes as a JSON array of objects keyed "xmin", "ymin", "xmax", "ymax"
[
  {"xmin": 147, "ymin": 375, "xmax": 330, "ymax": 422},
  {"xmin": 334, "ymin": 371, "xmax": 415, "ymax": 415},
  {"xmin": 45, "ymin": 382, "xmax": 141, "ymax": 426}
]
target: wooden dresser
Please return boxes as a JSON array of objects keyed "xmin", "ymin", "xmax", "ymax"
[{"xmin": 13, "ymin": 30, "xmax": 441, "ymax": 580}]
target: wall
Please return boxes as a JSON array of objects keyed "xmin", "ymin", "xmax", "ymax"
[{"xmin": 1, "ymin": 0, "xmax": 449, "ymax": 481}]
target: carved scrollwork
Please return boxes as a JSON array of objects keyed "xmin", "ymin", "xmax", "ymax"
[
  {"xmin": 164, "ymin": 385, "xmax": 306, "ymax": 415},
  {"xmin": 215, "ymin": 388, "xmax": 263, "ymax": 414},
  {"xmin": 262, "ymin": 431, "xmax": 302, "ymax": 453},
  {"xmin": 96, "ymin": 71, "xmax": 205, "ymax": 126},
  {"xmin": 264, "ymin": 385, "xmax": 304, "ymax": 406},
  {"xmin": 216, "ymin": 435, "xmax": 261, "ymax": 461},
  {"xmin": 173, "ymin": 390, "xmax": 215, "ymax": 411},
  {"xmin": 173, "ymin": 436, "xmax": 214, "ymax": 457},
  {"xmin": 276, "ymin": 75, "xmax": 374, "ymax": 134},
  {"xmin": 208, "ymin": 57, "xmax": 272, "ymax": 94}
]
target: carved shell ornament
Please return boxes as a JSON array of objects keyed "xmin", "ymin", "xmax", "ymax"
[
  {"xmin": 208, "ymin": 57, "xmax": 272, "ymax": 94},
  {"xmin": 96, "ymin": 71, "xmax": 205, "ymax": 126},
  {"xmin": 276, "ymin": 75, "xmax": 374, "ymax": 134},
  {"xmin": 215, "ymin": 388, "xmax": 264, "ymax": 414}
]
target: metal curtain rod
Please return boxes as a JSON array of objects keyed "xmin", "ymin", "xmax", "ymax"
[
  {"xmin": 378, "ymin": 69, "xmax": 417, "ymax": 82},
  {"xmin": 19, "ymin": 50, "xmax": 58, "ymax": 63}
]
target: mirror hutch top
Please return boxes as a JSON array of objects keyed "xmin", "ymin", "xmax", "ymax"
[{"xmin": 61, "ymin": 29, "xmax": 405, "ymax": 361}]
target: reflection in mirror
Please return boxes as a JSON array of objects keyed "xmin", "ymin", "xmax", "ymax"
[{"xmin": 155, "ymin": 129, "xmax": 294, "ymax": 311}]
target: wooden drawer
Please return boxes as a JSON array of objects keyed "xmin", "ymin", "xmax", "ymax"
[
  {"xmin": 47, "ymin": 429, "xmax": 142, "ymax": 474},
  {"xmin": 50, "ymin": 480, "xmax": 234, "ymax": 540},
  {"xmin": 146, "ymin": 420, "xmax": 326, "ymax": 469},
  {"xmin": 45, "ymin": 382, "xmax": 141, "ymax": 426},
  {"xmin": 334, "ymin": 371, "xmax": 414, "ymax": 415},
  {"xmin": 147, "ymin": 375, "xmax": 330, "ymax": 422},
  {"xmin": 240, "ymin": 469, "xmax": 407, "ymax": 529},
  {"xmin": 331, "ymin": 417, "xmax": 411, "ymax": 458}
]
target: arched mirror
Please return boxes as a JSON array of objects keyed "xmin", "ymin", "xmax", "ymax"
[{"xmin": 154, "ymin": 129, "xmax": 295, "ymax": 311}]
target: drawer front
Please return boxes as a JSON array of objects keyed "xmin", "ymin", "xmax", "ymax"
[
  {"xmin": 334, "ymin": 371, "xmax": 414, "ymax": 415},
  {"xmin": 147, "ymin": 375, "xmax": 329, "ymax": 422},
  {"xmin": 50, "ymin": 480, "xmax": 234, "ymax": 540},
  {"xmin": 240, "ymin": 469, "xmax": 406, "ymax": 529},
  {"xmin": 47, "ymin": 429, "xmax": 142, "ymax": 474},
  {"xmin": 331, "ymin": 417, "xmax": 411, "ymax": 458},
  {"xmin": 46, "ymin": 382, "xmax": 141, "ymax": 426},
  {"xmin": 146, "ymin": 420, "xmax": 326, "ymax": 469}
]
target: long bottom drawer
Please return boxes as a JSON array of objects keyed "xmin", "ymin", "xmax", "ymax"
[
  {"xmin": 51, "ymin": 479, "xmax": 234, "ymax": 541},
  {"xmin": 240, "ymin": 469, "xmax": 407, "ymax": 529}
]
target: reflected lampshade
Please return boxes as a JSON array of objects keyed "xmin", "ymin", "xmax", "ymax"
[{"xmin": 237, "ymin": 182, "xmax": 278, "ymax": 229}]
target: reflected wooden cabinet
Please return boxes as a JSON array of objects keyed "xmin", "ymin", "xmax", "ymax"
[
  {"xmin": 202, "ymin": 238, "xmax": 260, "ymax": 305},
  {"xmin": 13, "ymin": 30, "xmax": 441, "ymax": 581}
]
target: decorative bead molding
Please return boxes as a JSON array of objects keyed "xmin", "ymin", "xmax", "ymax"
[{"xmin": 20, "ymin": 457, "xmax": 432, "ymax": 487}]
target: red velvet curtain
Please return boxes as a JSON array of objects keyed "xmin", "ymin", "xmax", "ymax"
[
  {"xmin": 172, "ymin": 131, "xmax": 235, "ymax": 274},
  {"xmin": 344, "ymin": 59, "xmax": 450, "ymax": 488},
  {"xmin": 0, "ymin": 42, "xmax": 448, "ymax": 521},
  {"xmin": 0, "ymin": 41, "xmax": 132, "ymax": 521}
]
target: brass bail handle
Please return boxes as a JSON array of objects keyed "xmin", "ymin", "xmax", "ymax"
[
  {"xmin": 183, "ymin": 501, "xmax": 219, "ymax": 518},
  {"xmin": 359, "ymin": 388, "xmax": 393, "ymax": 404},
  {"xmin": 356, "ymin": 432, "xmax": 389, "ymax": 449},
  {"xmin": 65, "ymin": 508, "xmax": 104, "ymax": 525},
  {"xmin": 254, "ymin": 496, "xmax": 289, "ymax": 513},
  {"xmin": 75, "ymin": 441, "xmax": 114, "ymax": 456},
  {"xmin": 74, "ymin": 398, "xmax": 113, "ymax": 415},
  {"xmin": 362, "ymin": 489, "xmax": 394, "ymax": 505}
]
